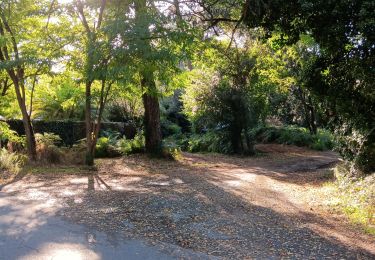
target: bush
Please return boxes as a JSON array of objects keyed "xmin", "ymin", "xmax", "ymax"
[
  {"xmin": 5, "ymin": 119, "xmax": 136, "ymax": 146},
  {"xmin": 161, "ymin": 139, "xmax": 182, "ymax": 160},
  {"xmin": 64, "ymin": 139, "xmax": 86, "ymax": 164},
  {"xmin": 311, "ymin": 129, "xmax": 334, "ymax": 151},
  {"xmin": 161, "ymin": 117, "xmax": 182, "ymax": 137},
  {"xmin": 164, "ymin": 133, "xmax": 190, "ymax": 151},
  {"xmin": 0, "ymin": 148, "xmax": 27, "ymax": 174},
  {"xmin": 35, "ymin": 133, "xmax": 63, "ymax": 163},
  {"xmin": 95, "ymin": 137, "xmax": 121, "ymax": 158},
  {"xmin": 116, "ymin": 133, "xmax": 145, "ymax": 155},
  {"xmin": 332, "ymin": 164, "xmax": 375, "ymax": 233},
  {"xmin": 0, "ymin": 121, "xmax": 25, "ymax": 149},
  {"xmin": 334, "ymin": 127, "xmax": 375, "ymax": 175},
  {"xmin": 187, "ymin": 131, "xmax": 232, "ymax": 154},
  {"xmin": 251, "ymin": 125, "xmax": 334, "ymax": 151}
]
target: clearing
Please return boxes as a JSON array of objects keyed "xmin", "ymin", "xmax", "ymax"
[{"xmin": 0, "ymin": 144, "xmax": 374, "ymax": 259}]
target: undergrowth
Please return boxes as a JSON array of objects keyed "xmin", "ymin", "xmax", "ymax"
[
  {"xmin": 0, "ymin": 148, "xmax": 27, "ymax": 174},
  {"xmin": 250, "ymin": 125, "xmax": 334, "ymax": 151},
  {"xmin": 323, "ymin": 164, "xmax": 375, "ymax": 235}
]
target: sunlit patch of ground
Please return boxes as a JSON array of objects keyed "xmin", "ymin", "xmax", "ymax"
[{"xmin": 1, "ymin": 144, "xmax": 374, "ymax": 258}]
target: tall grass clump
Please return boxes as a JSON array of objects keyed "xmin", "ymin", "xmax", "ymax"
[
  {"xmin": 330, "ymin": 164, "xmax": 375, "ymax": 234},
  {"xmin": 0, "ymin": 148, "xmax": 27, "ymax": 174}
]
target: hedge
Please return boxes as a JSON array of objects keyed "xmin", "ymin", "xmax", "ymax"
[{"xmin": 3, "ymin": 120, "xmax": 137, "ymax": 146}]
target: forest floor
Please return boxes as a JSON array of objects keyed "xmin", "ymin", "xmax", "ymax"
[{"xmin": 0, "ymin": 144, "xmax": 374, "ymax": 259}]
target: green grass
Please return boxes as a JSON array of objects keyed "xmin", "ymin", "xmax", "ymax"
[{"xmin": 323, "ymin": 164, "xmax": 375, "ymax": 235}]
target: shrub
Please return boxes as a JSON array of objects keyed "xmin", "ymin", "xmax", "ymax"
[
  {"xmin": 95, "ymin": 137, "xmax": 121, "ymax": 158},
  {"xmin": 250, "ymin": 125, "xmax": 334, "ymax": 151},
  {"xmin": 116, "ymin": 133, "xmax": 145, "ymax": 155},
  {"xmin": 35, "ymin": 133, "xmax": 63, "ymax": 163},
  {"xmin": 0, "ymin": 121, "xmax": 25, "ymax": 150},
  {"xmin": 64, "ymin": 138, "xmax": 86, "ymax": 164},
  {"xmin": 161, "ymin": 140, "xmax": 182, "ymax": 160},
  {"xmin": 5, "ymin": 119, "xmax": 136, "ymax": 146},
  {"xmin": 164, "ymin": 133, "xmax": 190, "ymax": 151},
  {"xmin": 0, "ymin": 148, "xmax": 27, "ymax": 174},
  {"xmin": 187, "ymin": 131, "xmax": 232, "ymax": 154},
  {"xmin": 332, "ymin": 164, "xmax": 375, "ymax": 233},
  {"xmin": 161, "ymin": 118, "xmax": 182, "ymax": 137},
  {"xmin": 311, "ymin": 129, "xmax": 334, "ymax": 151}
]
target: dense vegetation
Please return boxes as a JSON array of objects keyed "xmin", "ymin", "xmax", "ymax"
[{"xmin": 0, "ymin": 0, "xmax": 373, "ymax": 180}]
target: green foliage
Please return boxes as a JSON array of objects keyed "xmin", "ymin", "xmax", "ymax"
[
  {"xmin": 182, "ymin": 39, "xmax": 271, "ymax": 154},
  {"xmin": 35, "ymin": 133, "xmax": 63, "ymax": 163},
  {"xmin": 186, "ymin": 131, "xmax": 232, "ymax": 154},
  {"xmin": 334, "ymin": 128, "xmax": 375, "ymax": 175},
  {"xmin": 161, "ymin": 139, "xmax": 182, "ymax": 160},
  {"xmin": 33, "ymin": 74, "xmax": 85, "ymax": 120},
  {"xmin": 161, "ymin": 118, "xmax": 182, "ymax": 137},
  {"xmin": 35, "ymin": 132, "xmax": 62, "ymax": 147},
  {"xmin": 116, "ymin": 133, "xmax": 145, "ymax": 155},
  {"xmin": 95, "ymin": 136, "xmax": 121, "ymax": 158},
  {"xmin": 251, "ymin": 125, "xmax": 334, "ymax": 151},
  {"xmin": 6, "ymin": 119, "xmax": 134, "ymax": 147},
  {"xmin": 0, "ymin": 148, "xmax": 27, "ymax": 174},
  {"xmin": 160, "ymin": 89, "xmax": 190, "ymax": 136},
  {"xmin": 245, "ymin": 0, "xmax": 375, "ymax": 174},
  {"xmin": 0, "ymin": 121, "xmax": 24, "ymax": 144},
  {"xmin": 330, "ymin": 164, "xmax": 375, "ymax": 233}
]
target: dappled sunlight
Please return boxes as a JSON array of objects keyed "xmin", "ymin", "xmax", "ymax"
[
  {"xmin": 19, "ymin": 243, "xmax": 101, "ymax": 260},
  {"xmin": 0, "ymin": 197, "xmax": 50, "ymax": 237},
  {"xmin": 1, "ymin": 147, "xmax": 374, "ymax": 258}
]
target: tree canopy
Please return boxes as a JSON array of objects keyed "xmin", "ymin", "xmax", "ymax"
[{"xmin": 0, "ymin": 0, "xmax": 373, "ymax": 173}]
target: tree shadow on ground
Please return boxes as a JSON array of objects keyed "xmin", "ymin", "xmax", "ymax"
[
  {"xmin": 0, "ymin": 168, "xmax": 28, "ymax": 191},
  {"xmin": 57, "ymin": 154, "xmax": 374, "ymax": 258},
  {"xmin": 1, "ymin": 149, "xmax": 374, "ymax": 259}
]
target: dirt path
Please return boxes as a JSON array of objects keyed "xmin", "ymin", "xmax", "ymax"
[{"xmin": 1, "ymin": 144, "xmax": 374, "ymax": 259}]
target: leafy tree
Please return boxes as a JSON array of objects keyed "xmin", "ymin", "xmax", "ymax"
[
  {"xmin": 32, "ymin": 73, "xmax": 85, "ymax": 120},
  {"xmin": 199, "ymin": 0, "xmax": 375, "ymax": 174},
  {"xmin": 104, "ymin": 0, "xmax": 194, "ymax": 156},
  {"xmin": 183, "ymin": 38, "xmax": 271, "ymax": 154},
  {"xmin": 0, "ymin": 0, "xmax": 61, "ymax": 160},
  {"xmin": 66, "ymin": 0, "xmax": 115, "ymax": 165}
]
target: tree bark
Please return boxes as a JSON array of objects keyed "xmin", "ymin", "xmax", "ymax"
[
  {"xmin": 308, "ymin": 96, "xmax": 317, "ymax": 135},
  {"xmin": 76, "ymin": 0, "xmax": 108, "ymax": 166},
  {"xmin": 14, "ymin": 81, "xmax": 37, "ymax": 160},
  {"xmin": 135, "ymin": 0, "xmax": 163, "ymax": 156},
  {"xmin": 0, "ymin": 13, "xmax": 37, "ymax": 160},
  {"xmin": 141, "ymin": 76, "xmax": 162, "ymax": 155},
  {"xmin": 85, "ymin": 81, "xmax": 94, "ymax": 166}
]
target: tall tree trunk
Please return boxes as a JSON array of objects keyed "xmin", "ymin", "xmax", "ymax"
[
  {"xmin": 141, "ymin": 76, "xmax": 162, "ymax": 155},
  {"xmin": 14, "ymin": 81, "xmax": 37, "ymax": 161},
  {"xmin": 85, "ymin": 81, "xmax": 94, "ymax": 166},
  {"xmin": 0, "ymin": 14, "xmax": 36, "ymax": 160},
  {"xmin": 76, "ymin": 0, "xmax": 107, "ymax": 166},
  {"xmin": 135, "ymin": 0, "xmax": 163, "ymax": 155},
  {"xmin": 308, "ymin": 96, "xmax": 317, "ymax": 135}
]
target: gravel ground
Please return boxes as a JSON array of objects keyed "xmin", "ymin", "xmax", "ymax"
[{"xmin": 1, "ymin": 144, "xmax": 374, "ymax": 259}]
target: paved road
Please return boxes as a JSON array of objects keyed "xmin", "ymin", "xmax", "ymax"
[{"xmin": 0, "ymin": 194, "xmax": 211, "ymax": 260}]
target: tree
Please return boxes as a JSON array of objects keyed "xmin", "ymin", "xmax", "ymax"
[
  {"xmin": 105, "ymin": 0, "xmax": 194, "ymax": 156},
  {"xmin": 69, "ymin": 0, "xmax": 112, "ymax": 165},
  {"xmin": 0, "ymin": 0, "xmax": 74, "ymax": 160},
  {"xmin": 182, "ymin": 37, "xmax": 270, "ymax": 154},
  {"xmin": 134, "ymin": 0, "xmax": 162, "ymax": 155},
  {"xmin": 0, "ymin": 1, "xmax": 40, "ymax": 160},
  {"xmin": 199, "ymin": 0, "xmax": 375, "ymax": 174}
]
